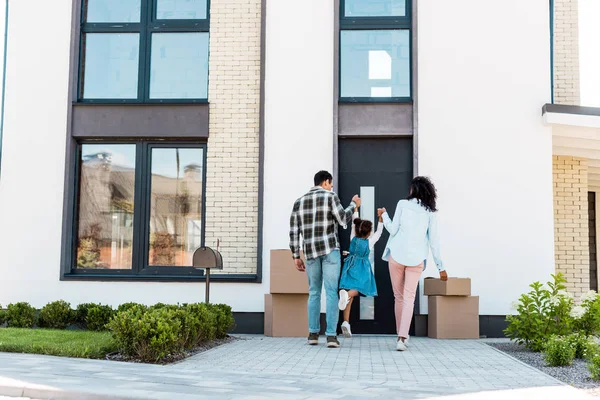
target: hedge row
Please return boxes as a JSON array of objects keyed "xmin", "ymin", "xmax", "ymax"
[{"xmin": 0, "ymin": 301, "xmax": 235, "ymax": 362}]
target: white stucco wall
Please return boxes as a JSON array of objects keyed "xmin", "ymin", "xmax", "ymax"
[
  {"xmin": 417, "ymin": 0, "xmax": 555, "ymax": 315},
  {"xmin": 0, "ymin": 0, "xmax": 267, "ymax": 311},
  {"xmin": 261, "ymin": 0, "xmax": 335, "ymax": 304}
]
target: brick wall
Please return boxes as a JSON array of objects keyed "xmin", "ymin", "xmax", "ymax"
[
  {"xmin": 205, "ymin": 0, "xmax": 261, "ymax": 274},
  {"xmin": 553, "ymin": 0, "xmax": 580, "ymax": 105},
  {"xmin": 553, "ymin": 156, "xmax": 589, "ymax": 296}
]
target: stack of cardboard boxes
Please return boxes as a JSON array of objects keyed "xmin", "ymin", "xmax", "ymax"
[
  {"xmin": 264, "ymin": 250, "xmax": 309, "ymax": 337},
  {"xmin": 424, "ymin": 278, "xmax": 480, "ymax": 339}
]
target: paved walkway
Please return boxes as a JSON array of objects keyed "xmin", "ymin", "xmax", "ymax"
[{"xmin": 0, "ymin": 336, "xmax": 596, "ymax": 399}]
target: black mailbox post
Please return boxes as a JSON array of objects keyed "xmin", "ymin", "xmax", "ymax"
[{"xmin": 192, "ymin": 242, "xmax": 223, "ymax": 304}]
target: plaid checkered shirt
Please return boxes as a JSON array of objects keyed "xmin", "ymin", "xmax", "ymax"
[{"xmin": 289, "ymin": 187, "xmax": 356, "ymax": 260}]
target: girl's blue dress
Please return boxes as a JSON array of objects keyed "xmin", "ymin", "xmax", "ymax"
[{"xmin": 339, "ymin": 237, "xmax": 378, "ymax": 297}]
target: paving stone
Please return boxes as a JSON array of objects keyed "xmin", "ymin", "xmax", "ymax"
[{"xmin": 0, "ymin": 336, "xmax": 596, "ymax": 399}]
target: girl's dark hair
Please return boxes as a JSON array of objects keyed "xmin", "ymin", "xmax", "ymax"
[
  {"xmin": 354, "ymin": 218, "xmax": 373, "ymax": 239},
  {"xmin": 407, "ymin": 176, "xmax": 438, "ymax": 212}
]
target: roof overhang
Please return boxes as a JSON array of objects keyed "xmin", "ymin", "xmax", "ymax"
[{"xmin": 543, "ymin": 104, "xmax": 600, "ymax": 128}]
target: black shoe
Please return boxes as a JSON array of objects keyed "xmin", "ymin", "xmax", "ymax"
[
  {"xmin": 308, "ymin": 333, "xmax": 319, "ymax": 345},
  {"xmin": 327, "ymin": 336, "xmax": 340, "ymax": 348}
]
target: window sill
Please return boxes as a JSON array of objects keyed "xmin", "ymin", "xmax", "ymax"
[
  {"xmin": 61, "ymin": 273, "xmax": 260, "ymax": 283},
  {"xmin": 339, "ymin": 98, "xmax": 412, "ymax": 104},
  {"xmin": 73, "ymin": 100, "xmax": 209, "ymax": 106}
]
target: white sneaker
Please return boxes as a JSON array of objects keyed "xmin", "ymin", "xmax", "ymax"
[
  {"xmin": 396, "ymin": 339, "xmax": 408, "ymax": 352},
  {"xmin": 341, "ymin": 321, "xmax": 352, "ymax": 338},
  {"xmin": 405, "ymin": 335, "xmax": 410, "ymax": 346},
  {"xmin": 338, "ymin": 289, "xmax": 350, "ymax": 310}
]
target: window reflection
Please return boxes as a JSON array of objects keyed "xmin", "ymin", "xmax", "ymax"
[
  {"xmin": 149, "ymin": 148, "xmax": 204, "ymax": 266},
  {"xmin": 156, "ymin": 0, "xmax": 207, "ymax": 20},
  {"xmin": 149, "ymin": 32, "xmax": 209, "ymax": 99},
  {"xmin": 81, "ymin": 33, "xmax": 140, "ymax": 99},
  {"xmin": 76, "ymin": 145, "xmax": 136, "ymax": 269},
  {"xmin": 340, "ymin": 30, "xmax": 410, "ymax": 98},
  {"xmin": 84, "ymin": 0, "xmax": 141, "ymax": 23},
  {"xmin": 344, "ymin": 0, "xmax": 406, "ymax": 17}
]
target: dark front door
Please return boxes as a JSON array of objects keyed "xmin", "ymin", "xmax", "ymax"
[{"xmin": 338, "ymin": 137, "xmax": 414, "ymax": 334}]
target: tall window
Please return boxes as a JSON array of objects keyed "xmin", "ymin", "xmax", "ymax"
[
  {"xmin": 340, "ymin": 0, "xmax": 411, "ymax": 102},
  {"xmin": 74, "ymin": 142, "xmax": 206, "ymax": 276},
  {"xmin": 79, "ymin": 0, "xmax": 209, "ymax": 102}
]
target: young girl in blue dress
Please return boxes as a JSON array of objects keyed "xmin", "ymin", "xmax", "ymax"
[{"xmin": 338, "ymin": 209, "xmax": 384, "ymax": 338}]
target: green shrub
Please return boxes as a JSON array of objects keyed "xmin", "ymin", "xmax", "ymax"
[
  {"xmin": 565, "ymin": 333, "xmax": 597, "ymax": 359},
  {"xmin": 208, "ymin": 303, "xmax": 235, "ymax": 339},
  {"xmin": 543, "ymin": 336, "xmax": 576, "ymax": 367},
  {"xmin": 0, "ymin": 305, "xmax": 6, "ymax": 325},
  {"xmin": 149, "ymin": 303, "xmax": 179, "ymax": 312},
  {"xmin": 107, "ymin": 307, "xmax": 182, "ymax": 362},
  {"xmin": 117, "ymin": 302, "xmax": 147, "ymax": 314},
  {"xmin": 6, "ymin": 302, "xmax": 37, "ymax": 328},
  {"xmin": 182, "ymin": 303, "xmax": 217, "ymax": 348},
  {"xmin": 589, "ymin": 354, "xmax": 600, "ymax": 380},
  {"xmin": 505, "ymin": 273, "xmax": 573, "ymax": 351},
  {"xmin": 86, "ymin": 305, "xmax": 114, "ymax": 331},
  {"xmin": 75, "ymin": 303, "xmax": 97, "ymax": 327},
  {"xmin": 38, "ymin": 300, "xmax": 74, "ymax": 330},
  {"xmin": 572, "ymin": 291, "xmax": 600, "ymax": 336}
]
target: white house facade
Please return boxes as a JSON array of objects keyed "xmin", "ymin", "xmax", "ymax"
[{"xmin": 0, "ymin": 0, "xmax": 592, "ymax": 337}]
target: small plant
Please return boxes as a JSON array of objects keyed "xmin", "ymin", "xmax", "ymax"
[
  {"xmin": 6, "ymin": 302, "xmax": 37, "ymax": 328},
  {"xmin": 543, "ymin": 335, "xmax": 576, "ymax": 367},
  {"xmin": 86, "ymin": 305, "xmax": 114, "ymax": 331},
  {"xmin": 590, "ymin": 354, "xmax": 600, "ymax": 380},
  {"xmin": 107, "ymin": 307, "xmax": 182, "ymax": 362},
  {"xmin": 505, "ymin": 273, "xmax": 574, "ymax": 351},
  {"xmin": 565, "ymin": 333, "xmax": 598, "ymax": 359},
  {"xmin": 38, "ymin": 300, "xmax": 74, "ymax": 330},
  {"xmin": 75, "ymin": 303, "xmax": 97, "ymax": 327}
]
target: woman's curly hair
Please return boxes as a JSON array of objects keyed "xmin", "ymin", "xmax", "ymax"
[{"xmin": 407, "ymin": 176, "xmax": 438, "ymax": 212}]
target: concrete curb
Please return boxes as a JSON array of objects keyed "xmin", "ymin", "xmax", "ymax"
[{"xmin": 0, "ymin": 384, "xmax": 143, "ymax": 400}]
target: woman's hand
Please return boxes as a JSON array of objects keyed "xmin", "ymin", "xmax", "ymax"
[
  {"xmin": 439, "ymin": 270, "xmax": 448, "ymax": 281},
  {"xmin": 377, "ymin": 208, "xmax": 386, "ymax": 217}
]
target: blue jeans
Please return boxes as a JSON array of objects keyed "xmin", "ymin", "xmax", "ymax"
[{"xmin": 306, "ymin": 250, "xmax": 341, "ymax": 337}]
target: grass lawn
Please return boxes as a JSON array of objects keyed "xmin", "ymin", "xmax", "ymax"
[{"xmin": 0, "ymin": 328, "xmax": 117, "ymax": 359}]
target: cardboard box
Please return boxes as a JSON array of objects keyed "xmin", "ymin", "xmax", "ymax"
[
  {"xmin": 423, "ymin": 277, "xmax": 471, "ymax": 296},
  {"xmin": 264, "ymin": 294, "xmax": 308, "ymax": 337},
  {"xmin": 270, "ymin": 249, "xmax": 309, "ymax": 294},
  {"xmin": 428, "ymin": 296, "xmax": 479, "ymax": 339}
]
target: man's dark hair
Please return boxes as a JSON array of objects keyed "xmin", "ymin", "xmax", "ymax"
[{"xmin": 314, "ymin": 170, "xmax": 333, "ymax": 187}]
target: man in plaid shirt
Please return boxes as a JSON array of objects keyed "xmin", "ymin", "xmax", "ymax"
[{"xmin": 289, "ymin": 170, "xmax": 360, "ymax": 348}]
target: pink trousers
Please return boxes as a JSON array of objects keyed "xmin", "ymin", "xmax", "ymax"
[{"xmin": 388, "ymin": 255, "xmax": 424, "ymax": 339}]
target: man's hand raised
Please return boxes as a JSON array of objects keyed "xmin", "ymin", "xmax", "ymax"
[{"xmin": 352, "ymin": 195, "xmax": 361, "ymax": 208}]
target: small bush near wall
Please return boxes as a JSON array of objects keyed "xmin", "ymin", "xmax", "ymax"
[
  {"xmin": 87, "ymin": 305, "xmax": 114, "ymax": 331},
  {"xmin": 107, "ymin": 302, "xmax": 234, "ymax": 363},
  {"xmin": 208, "ymin": 304, "xmax": 236, "ymax": 339},
  {"xmin": 544, "ymin": 336, "xmax": 576, "ymax": 367},
  {"xmin": 38, "ymin": 300, "xmax": 74, "ymax": 330},
  {"xmin": 6, "ymin": 302, "xmax": 37, "ymax": 328},
  {"xmin": 505, "ymin": 273, "xmax": 574, "ymax": 351},
  {"xmin": 0, "ymin": 305, "xmax": 6, "ymax": 325},
  {"xmin": 76, "ymin": 303, "xmax": 114, "ymax": 331}
]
